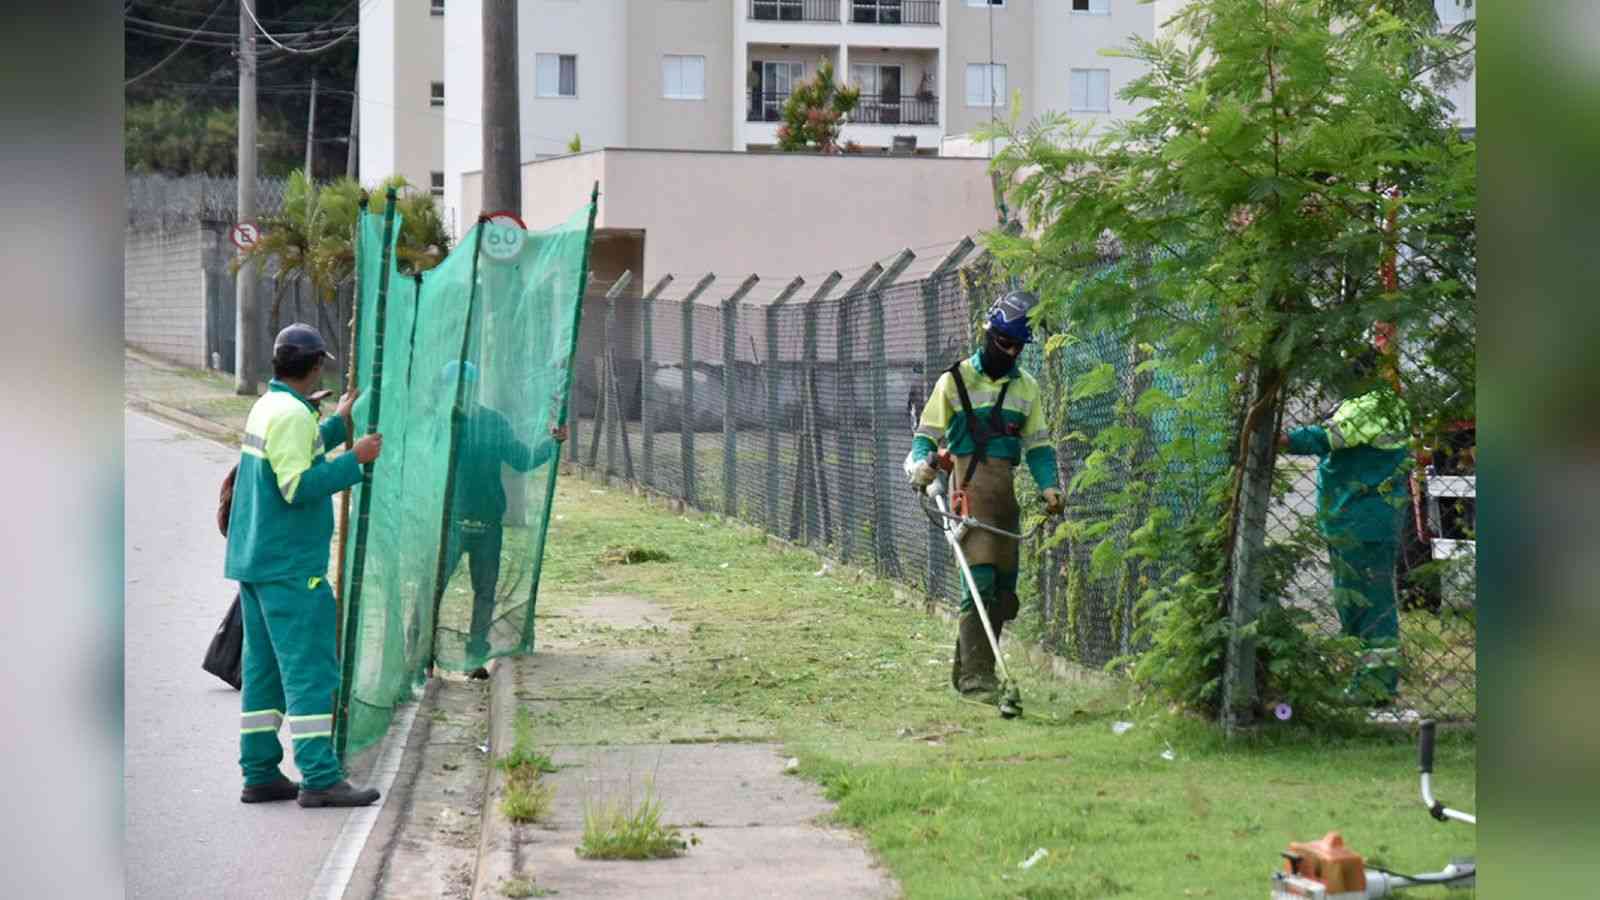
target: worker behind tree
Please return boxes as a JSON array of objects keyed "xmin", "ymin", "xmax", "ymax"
[
  {"xmin": 435, "ymin": 361, "xmax": 566, "ymax": 679},
  {"xmin": 907, "ymin": 291, "xmax": 1066, "ymax": 702},
  {"xmin": 226, "ymin": 323, "xmax": 385, "ymax": 808},
  {"xmin": 1278, "ymin": 343, "xmax": 1412, "ymax": 707}
]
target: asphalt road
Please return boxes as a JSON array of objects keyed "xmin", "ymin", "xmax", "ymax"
[{"xmin": 124, "ymin": 412, "xmax": 360, "ymax": 900}]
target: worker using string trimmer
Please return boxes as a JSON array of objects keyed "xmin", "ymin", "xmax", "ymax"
[{"xmin": 907, "ymin": 290, "xmax": 1065, "ymax": 704}]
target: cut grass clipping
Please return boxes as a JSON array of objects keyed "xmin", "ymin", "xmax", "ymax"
[
  {"xmin": 597, "ymin": 545, "xmax": 672, "ymax": 565},
  {"xmin": 576, "ymin": 780, "xmax": 693, "ymax": 860},
  {"xmin": 498, "ymin": 710, "xmax": 556, "ymax": 824}
]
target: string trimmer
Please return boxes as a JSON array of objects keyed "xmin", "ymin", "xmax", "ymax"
[{"xmin": 910, "ymin": 449, "xmax": 1054, "ymax": 719}]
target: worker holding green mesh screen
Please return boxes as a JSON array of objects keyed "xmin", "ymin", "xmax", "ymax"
[{"xmin": 432, "ymin": 360, "xmax": 567, "ymax": 678}]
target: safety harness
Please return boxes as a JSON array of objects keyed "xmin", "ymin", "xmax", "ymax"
[{"xmin": 946, "ymin": 360, "xmax": 1014, "ymax": 486}]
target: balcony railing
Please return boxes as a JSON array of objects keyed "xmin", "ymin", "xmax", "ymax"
[
  {"xmin": 749, "ymin": 0, "xmax": 840, "ymax": 22},
  {"xmin": 851, "ymin": 0, "xmax": 939, "ymax": 25},
  {"xmin": 748, "ymin": 91, "xmax": 789, "ymax": 123},
  {"xmin": 746, "ymin": 0, "xmax": 939, "ymax": 24},
  {"xmin": 748, "ymin": 90, "xmax": 939, "ymax": 126},
  {"xmin": 853, "ymin": 94, "xmax": 938, "ymax": 125}
]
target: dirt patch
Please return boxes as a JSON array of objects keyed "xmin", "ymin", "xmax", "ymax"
[{"xmin": 542, "ymin": 594, "xmax": 678, "ymax": 632}]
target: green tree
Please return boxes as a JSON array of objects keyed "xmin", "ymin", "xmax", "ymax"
[
  {"xmin": 776, "ymin": 59, "xmax": 861, "ymax": 154},
  {"xmin": 982, "ymin": 0, "xmax": 1475, "ymax": 722},
  {"xmin": 126, "ymin": 99, "xmax": 297, "ymax": 176}
]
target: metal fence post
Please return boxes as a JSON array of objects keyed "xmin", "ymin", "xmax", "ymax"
[
  {"xmin": 836, "ymin": 264, "xmax": 883, "ymax": 563},
  {"xmin": 679, "ymin": 274, "xmax": 717, "ymax": 506},
  {"xmin": 721, "ymin": 275, "xmax": 759, "ymax": 518},
  {"xmin": 796, "ymin": 273, "xmax": 842, "ymax": 544},
  {"xmin": 603, "ymin": 271, "xmax": 634, "ymax": 479},
  {"xmin": 921, "ymin": 239, "xmax": 975, "ymax": 599},
  {"xmin": 765, "ymin": 277, "xmax": 805, "ymax": 534},
  {"xmin": 639, "ymin": 275, "xmax": 672, "ymax": 489},
  {"xmin": 868, "ymin": 250, "xmax": 916, "ymax": 577}
]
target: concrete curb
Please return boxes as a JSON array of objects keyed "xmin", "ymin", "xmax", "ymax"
[
  {"xmin": 126, "ymin": 395, "xmax": 240, "ymax": 445},
  {"xmin": 470, "ymin": 660, "xmax": 522, "ymax": 899}
]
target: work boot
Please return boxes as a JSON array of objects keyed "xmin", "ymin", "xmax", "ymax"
[
  {"xmin": 298, "ymin": 780, "xmax": 381, "ymax": 808},
  {"xmin": 240, "ymin": 776, "xmax": 300, "ymax": 804},
  {"xmin": 957, "ymin": 612, "xmax": 999, "ymax": 701}
]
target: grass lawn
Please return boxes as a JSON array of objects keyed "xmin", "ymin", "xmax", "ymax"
[{"xmin": 532, "ymin": 475, "xmax": 1477, "ymax": 899}]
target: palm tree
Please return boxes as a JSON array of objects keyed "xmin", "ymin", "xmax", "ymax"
[{"xmin": 241, "ymin": 172, "xmax": 454, "ymax": 337}]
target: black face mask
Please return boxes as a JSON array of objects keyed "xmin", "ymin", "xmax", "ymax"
[{"xmin": 979, "ymin": 332, "xmax": 1016, "ymax": 379}]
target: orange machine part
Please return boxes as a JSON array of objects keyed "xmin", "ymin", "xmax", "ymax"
[{"xmin": 1283, "ymin": 832, "xmax": 1367, "ymax": 893}]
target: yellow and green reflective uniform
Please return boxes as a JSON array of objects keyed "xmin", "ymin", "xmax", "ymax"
[
  {"xmin": 911, "ymin": 352, "xmax": 1059, "ymax": 613},
  {"xmin": 226, "ymin": 380, "xmax": 362, "ymax": 789},
  {"xmin": 1285, "ymin": 387, "xmax": 1412, "ymax": 699}
]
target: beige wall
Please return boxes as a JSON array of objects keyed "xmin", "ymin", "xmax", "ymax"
[
  {"xmin": 945, "ymin": 0, "xmax": 1035, "ymax": 136},
  {"xmin": 509, "ymin": 148, "xmax": 995, "ymax": 281},
  {"xmin": 626, "ymin": 0, "xmax": 733, "ymax": 149},
  {"xmin": 459, "ymin": 149, "xmax": 607, "ymax": 233},
  {"xmin": 393, "ymin": 10, "xmax": 445, "ymax": 196}
]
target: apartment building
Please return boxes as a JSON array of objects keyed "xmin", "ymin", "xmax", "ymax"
[
  {"xmin": 363, "ymin": 0, "xmax": 1472, "ymax": 235},
  {"xmin": 358, "ymin": 0, "xmax": 447, "ymax": 204},
  {"xmin": 408, "ymin": 0, "xmax": 1165, "ymax": 233}
]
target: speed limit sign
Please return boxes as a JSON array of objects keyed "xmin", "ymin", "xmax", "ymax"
[{"xmin": 480, "ymin": 210, "xmax": 525, "ymax": 263}]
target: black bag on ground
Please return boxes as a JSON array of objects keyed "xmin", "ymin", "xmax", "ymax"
[{"xmin": 203, "ymin": 592, "xmax": 244, "ymax": 691}]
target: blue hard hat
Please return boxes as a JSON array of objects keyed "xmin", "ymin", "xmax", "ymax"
[
  {"xmin": 439, "ymin": 360, "xmax": 479, "ymax": 385},
  {"xmin": 986, "ymin": 290, "xmax": 1037, "ymax": 345}
]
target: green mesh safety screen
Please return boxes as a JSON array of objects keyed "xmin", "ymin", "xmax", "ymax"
[{"xmin": 335, "ymin": 194, "xmax": 597, "ymax": 760}]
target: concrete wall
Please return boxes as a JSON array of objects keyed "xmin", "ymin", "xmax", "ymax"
[
  {"xmin": 506, "ymin": 148, "xmax": 993, "ymax": 281},
  {"xmin": 124, "ymin": 224, "xmax": 226, "ymax": 369},
  {"xmin": 442, "ymin": 0, "xmax": 483, "ymax": 238},
  {"xmin": 356, "ymin": 0, "xmax": 443, "ymax": 193},
  {"xmin": 359, "ymin": 0, "xmax": 399, "ymax": 184},
  {"xmin": 1032, "ymin": 0, "xmax": 1154, "ymax": 129},
  {"xmin": 627, "ymin": 0, "xmax": 734, "ymax": 150},
  {"xmin": 945, "ymin": 0, "xmax": 1035, "ymax": 136}
]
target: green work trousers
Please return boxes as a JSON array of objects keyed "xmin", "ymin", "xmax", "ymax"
[
  {"xmin": 238, "ymin": 577, "xmax": 343, "ymax": 790},
  {"xmin": 1330, "ymin": 540, "xmax": 1401, "ymax": 699},
  {"xmin": 959, "ymin": 564, "xmax": 1019, "ymax": 619}
]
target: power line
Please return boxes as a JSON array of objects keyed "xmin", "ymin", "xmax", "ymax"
[
  {"xmin": 124, "ymin": 0, "xmax": 229, "ymax": 85},
  {"xmin": 240, "ymin": 0, "xmax": 361, "ymax": 54},
  {"xmin": 130, "ymin": 0, "xmax": 349, "ymax": 26},
  {"xmin": 127, "ymin": 14, "xmax": 355, "ymax": 42}
]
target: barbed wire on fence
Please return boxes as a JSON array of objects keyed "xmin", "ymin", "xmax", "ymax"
[{"xmin": 127, "ymin": 172, "xmax": 290, "ymax": 230}]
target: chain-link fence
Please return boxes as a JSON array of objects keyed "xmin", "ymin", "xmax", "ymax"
[
  {"xmin": 569, "ymin": 244, "xmax": 1476, "ymax": 723},
  {"xmin": 1268, "ymin": 309, "xmax": 1477, "ymax": 722}
]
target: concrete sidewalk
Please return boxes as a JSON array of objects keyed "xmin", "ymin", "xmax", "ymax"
[
  {"xmin": 468, "ymin": 594, "xmax": 899, "ymax": 900},
  {"xmin": 125, "ymin": 348, "xmax": 254, "ymax": 442}
]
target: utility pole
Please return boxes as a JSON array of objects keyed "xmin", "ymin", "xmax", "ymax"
[
  {"xmin": 482, "ymin": 0, "xmax": 521, "ymax": 214},
  {"xmin": 346, "ymin": 86, "xmax": 358, "ymax": 179},
  {"xmin": 235, "ymin": 0, "xmax": 261, "ymax": 395},
  {"xmin": 304, "ymin": 73, "xmax": 318, "ymax": 185}
]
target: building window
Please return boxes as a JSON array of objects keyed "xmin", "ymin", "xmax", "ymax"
[
  {"xmin": 662, "ymin": 54, "xmax": 706, "ymax": 100},
  {"xmin": 749, "ymin": 59, "xmax": 804, "ymax": 121},
  {"xmin": 430, "ymin": 171, "xmax": 444, "ymax": 198},
  {"xmin": 536, "ymin": 54, "xmax": 578, "ymax": 98},
  {"xmin": 1070, "ymin": 68, "xmax": 1110, "ymax": 112},
  {"xmin": 965, "ymin": 63, "xmax": 1006, "ymax": 108},
  {"xmin": 430, "ymin": 81, "xmax": 444, "ymax": 107},
  {"xmin": 1071, "ymin": 0, "xmax": 1109, "ymax": 13},
  {"xmin": 430, "ymin": 0, "xmax": 444, "ymax": 15}
]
